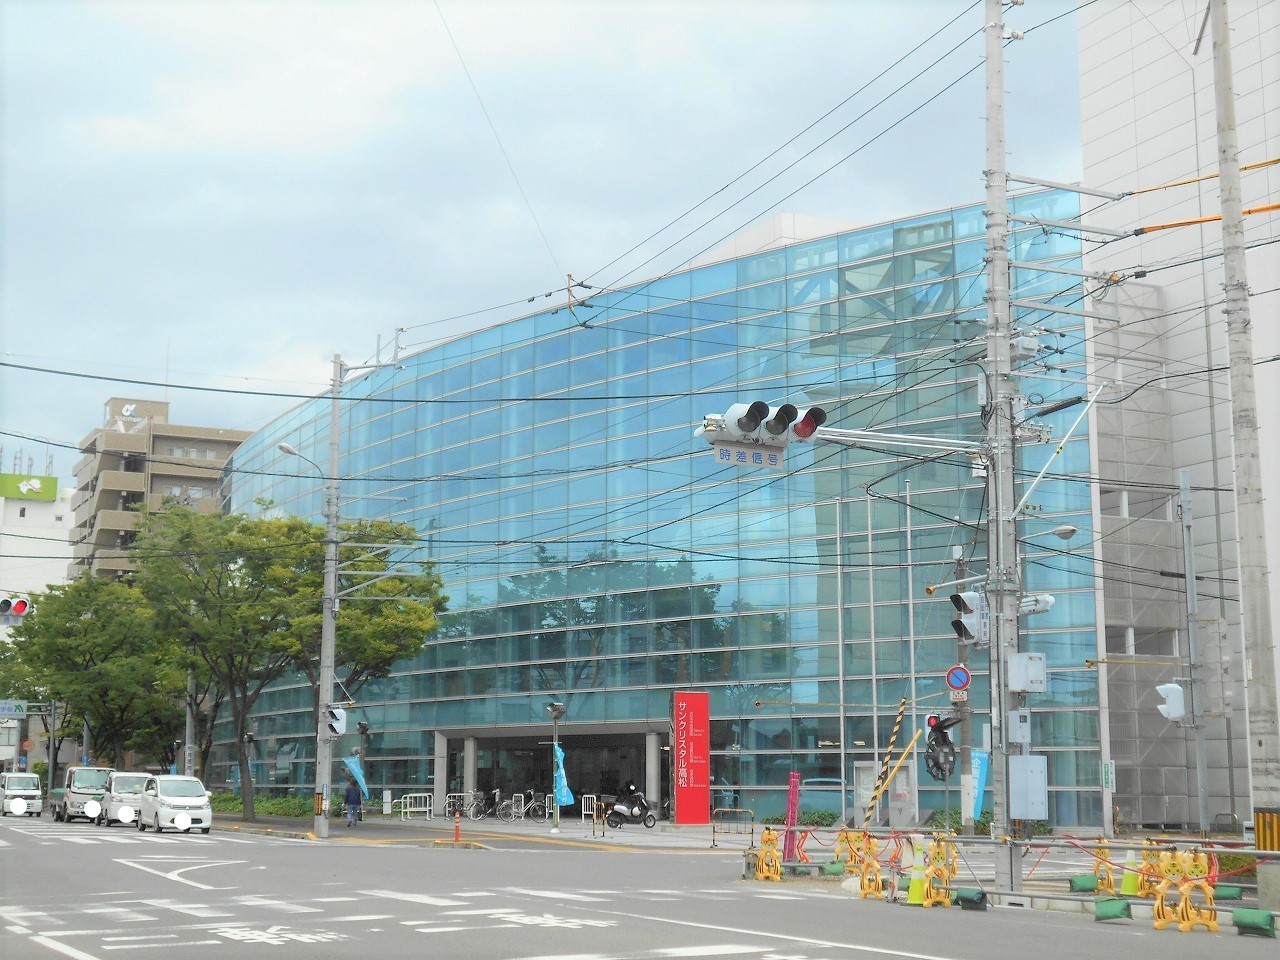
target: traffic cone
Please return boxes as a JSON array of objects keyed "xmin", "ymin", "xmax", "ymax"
[
  {"xmin": 906, "ymin": 835, "xmax": 927, "ymax": 906},
  {"xmin": 1119, "ymin": 851, "xmax": 1140, "ymax": 897}
]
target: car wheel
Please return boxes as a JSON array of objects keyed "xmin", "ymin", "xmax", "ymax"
[
  {"xmin": 153, "ymin": 816, "xmax": 163, "ymax": 834},
  {"xmin": 137, "ymin": 816, "xmax": 146, "ymax": 831},
  {"xmin": 200, "ymin": 827, "xmax": 210, "ymax": 835},
  {"xmin": 35, "ymin": 811, "xmax": 41, "ymax": 818}
]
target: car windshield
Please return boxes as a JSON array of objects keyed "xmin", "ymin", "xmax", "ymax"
[
  {"xmin": 113, "ymin": 776, "xmax": 148, "ymax": 794},
  {"xmin": 70, "ymin": 770, "xmax": 111, "ymax": 789},
  {"xmin": 159, "ymin": 779, "xmax": 207, "ymax": 799},
  {"xmin": 6, "ymin": 775, "xmax": 39, "ymax": 790}
]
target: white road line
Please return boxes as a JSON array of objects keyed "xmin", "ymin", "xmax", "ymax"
[
  {"xmin": 312, "ymin": 897, "xmax": 359, "ymax": 903},
  {"xmin": 99, "ymin": 942, "xmax": 222, "ymax": 951},
  {"xmin": 232, "ymin": 896, "xmax": 322, "ymax": 914},
  {"xmin": 443, "ymin": 908, "xmax": 521, "ymax": 916},
  {"xmin": 65, "ymin": 836, "xmax": 97, "ymax": 844},
  {"xmin": 136, "ymin": 899, "xmax": 233, "ymax": 919},
  {"xmin": 81, "ymin": 908, "xmax": 157, "ymax": 923},
  {"xmin": 752, "ymin": 894, "xmax": 802, "ymax": 900},
  {"xmin": 656, "ymin": 948, "xmax": 768, "ymax": 957},
  {"xmin": 414, "ymin": 926, "xmax": 486, "ymax": 933},
  {"xmin": 100, "ymin": 935, "xmax": 178, "ymax": 942},
  {"xmin": 6, "ymin": 925, "xmax": 31, "ymax": 934},
  {"xmin": 502, "ymin": 887, "xmax": 609, "ymax": 902},
  {"xmin": 29, "ymin": 937, "xmax": 104, "ymax": 960},
  {"xmin": 363, "ymin": 889, "xmax": 465, "ymax": 907},
  {"xmin": 324, "ymin": 914, "xmax": 394, "ymax": 922}
]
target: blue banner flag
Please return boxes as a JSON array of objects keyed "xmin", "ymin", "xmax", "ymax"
[
  {"xmin": 553, "ymin": 744, "xmax": 574, "ymax": 806},
  {"xmin": 971, "ymin": 749, "xmax": 990, "ymax": 822},
  {"xmin": 342, "ymin": 756, "xmax": 369, "ymax": 800}
]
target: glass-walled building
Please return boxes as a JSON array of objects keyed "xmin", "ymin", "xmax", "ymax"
[{"xmin": 222, "ymin": 190, "xmax": 1102, "ymax": 825}]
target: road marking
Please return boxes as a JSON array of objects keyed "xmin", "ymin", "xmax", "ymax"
[
  {"xmin": 82, "ymin": 908, "xmax": 156, "ymax": 923},
  {"xmin": 503, "ymin": 887, "xmax": 608, "ymax": 902},
  {"xmin": 444, "ymin": 908, "xmax": 521, "ymax": 916},
  {"xmin": 414, "ymin": 926, "xmax": 485, "ymax": 933},
  {"xmin": 116, "ymin": 858, "xmax": 244, "ymax": 890},
  {"xmin": 136, "ymin": 899, "xmax": 233, "ymax": 918},
  {"xmin": 99, "ymin": 942, "xmax": 222, "ymax": 951},
  {"xmin": 29, "ymin": 937, "xmax": 104, "ymax": 960},
  {"xmin": 233, "ymin": 896, "xmax": 322, "ymax": 914},
  {"xmin": 312, "ymin": 897, "xmax": 359, "ymax": 903},
  {"xmin": 324, "ymin": 914, "xmax": 394, "ymax": 922},
  {"xmin": 100, "ymin": 935, "xmax": 177, "ymax": 942},
  {"xmin": 363, "ymin": 889, "xmax": 465, "ymax": 906},
  {"xmin": 752, "ymin": 894, "xmax": 803, "ymax": 900},
  {"xmin": 657, "ymin": 948, "xmax": 769, "ymax": 957},
  {"xmin": 6, "ymin": 924, "xmax": 31, "ymax": 934}
]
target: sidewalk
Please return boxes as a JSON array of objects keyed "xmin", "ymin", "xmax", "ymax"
[{"xmin": 212, "ymin": 808, "xmax": 759, "ymax": 851}]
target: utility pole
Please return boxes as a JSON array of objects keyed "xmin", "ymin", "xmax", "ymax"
[
  {"xmin": 1210, "ymin": 0, "xmax": 1279, "ymax": 904},
  {"xmin": 953, "ymin": 547, "xmax": 974, "ymax": 836},
  {"xmin": 983, "ymin": 0, "xmax": 1020, "ymax": 893}
]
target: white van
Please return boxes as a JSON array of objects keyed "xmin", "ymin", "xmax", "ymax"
[
  {"xmin": 0, "ymin": 772, "xmax": 43, "ymax": 817},
  {"xmin": 96, "ymin": 771, "xmax": 150, "ymax": 826}
]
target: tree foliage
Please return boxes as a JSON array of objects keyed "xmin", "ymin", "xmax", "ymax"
[
  {"xmin": 129, "ymin": 508, "xmax": 445, "ymax": 820},
  {"xmin": 5, "ymin": 575, "xmax": 182, "ymax": 769}
]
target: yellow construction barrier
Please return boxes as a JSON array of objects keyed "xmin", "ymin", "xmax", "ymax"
[
  {"xmin": 922, "ymin": 834, "xmax": 957, "ymax": 908},
  {"xmin": 853, "ymin": 831, "xmax": 887, "ymax": 900},
  {"xmin": 1137, "ymin": 840, "xmax": 1164, "ymax": 899},
  {"xmin": 755, "ymin": 827, "xmax": 782, "ymax": 882},
  {"xmin": 1176, "ymin": 850, "xmax": 1218, "ymax": 933},
  {"xmin": 1093, "ymin": 837, "xmax": 1116, "ymax": 896}
]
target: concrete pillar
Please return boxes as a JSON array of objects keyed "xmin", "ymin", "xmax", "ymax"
[
  {"xmin": 463, "ymin": 737, "xmax": 477, "ymax": 797},
  {"xmin": 645, "ymin": 732, "xmax": 661, "ymax": 814},
  {"xmin": 433, "ymin": 732, "xmax": 447, "ymax": 816}
]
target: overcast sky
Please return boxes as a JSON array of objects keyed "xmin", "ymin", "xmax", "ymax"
[{"xmin": 0, "ymin": 0, "xmax": 1081, "ymax": 483}]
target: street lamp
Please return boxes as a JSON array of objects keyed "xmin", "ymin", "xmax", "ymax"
[{"xmin": 547, "ymin": 701, "xmax": 566, "ymax": 834}]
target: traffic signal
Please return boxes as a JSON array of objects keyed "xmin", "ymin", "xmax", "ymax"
[
  {"xmin": 949, "ymin": 591, "xmax": 987, "ymax": 644},
  {"xmin": 0, "ymin": 596, "xmax": 30, "ymax": 617},
  {"xmin": 1018, "ymin": 594, "xmax": 1055, "ymax": 616},
  {"xmin": 718, "ymin": 402, "xmax": 827, "ymax": 446},
  {"xmin": 324, "ymin": 706, "xmax": 347, "ymax": 737},
  {"xmin": 1156, "ymin": 683, "xmax": 1186, "ymax": 722},
  {"xmin": 924, "ymin": 714, "xmax": 962, "ymax": 781}
]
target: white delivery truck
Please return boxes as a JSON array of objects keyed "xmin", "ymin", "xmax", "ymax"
[{"xmin": 0, "ymin": 771, "xmax": 44, "ymax": 816}]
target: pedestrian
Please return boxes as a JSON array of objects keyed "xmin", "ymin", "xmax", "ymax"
[{"xmin": 344, "ymin": 780, "xmax": 361, "ymax": 827}]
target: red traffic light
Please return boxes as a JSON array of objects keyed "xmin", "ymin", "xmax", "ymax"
[
  {"xmin": 927, "ymin": 713, "xmax": 941, "ymax": 728},
  {"xmin": 791, "ymin": 406, "xmax": 827, "ymax": 439},
  {"xmin": 0, "ymin": 597, "xmax": 29, "ymax": 616}
]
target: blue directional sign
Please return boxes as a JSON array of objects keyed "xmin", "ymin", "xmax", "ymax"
[{"xmin": 945, "ymin": 665, "xmax": 972, "ymax": 692}]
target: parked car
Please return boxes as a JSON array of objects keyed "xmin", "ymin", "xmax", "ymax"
[
  {"xmin": 96, "ymin": 771, "xmax": 150, "ymax": 826},
  {"xmin": 137, "ymin": 775, "xmax": 212, "ymax": 834},
  {"xmin": 0, "ymin": 772, "xmax": 44, "ymax": 817}
]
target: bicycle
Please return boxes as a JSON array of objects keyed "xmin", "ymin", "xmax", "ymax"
[
  {"xmin": 465, "ymin": 788, "xmax": 501, "ymax": 820},
  {"xmin": 498, "ymin": 789, "xmax": 548, "ymax": 823}
]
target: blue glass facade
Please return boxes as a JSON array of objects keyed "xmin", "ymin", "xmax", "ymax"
[{"xmin": 223, "ymin": 191, "xmax": 1101, "ymax": 825}]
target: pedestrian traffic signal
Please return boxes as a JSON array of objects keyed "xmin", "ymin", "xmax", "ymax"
[
  {"xmin": 0, "ymin": 596, "xmax": 30, "ymax": 617},
  {"xmin": 924, "ymin": 714, "xmax": 961, "ymax": 781},
  {"xmin": 324, "ymin": 706, "xmax": 347, "ymax": 737},
  {"xmin": 1018, "ymin": 594, "xmax": 1055, "ymax": 616},
  {"xmin": 949, "ymin": 590, "xmax": 987, "ymax": 644},
  {"xmin": 1156, "ymin": 683, "xmax": 1186, "ymax": 722}
]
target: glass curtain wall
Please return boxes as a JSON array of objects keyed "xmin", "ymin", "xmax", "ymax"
[{"xmin": 221, "ymin": 191, "xmax": 1099, "ymax": 825}]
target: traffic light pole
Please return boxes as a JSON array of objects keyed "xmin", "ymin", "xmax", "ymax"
[
  {"xmin": 983, "ymin": 0, "xmax": 1020, "ymax": 893},
  {"xmin": 314, "ymin": 353, "xmax": 343, "ymax": 840}
]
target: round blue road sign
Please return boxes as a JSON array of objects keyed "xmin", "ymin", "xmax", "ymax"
[{"xmin": 946, "ymin": 664, "xmax": 972, "ymax": 691}]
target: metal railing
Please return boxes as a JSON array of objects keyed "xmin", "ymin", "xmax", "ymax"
[{"xmin": 392, "ymin": 792, "xmax": 433, "ymax": 820}]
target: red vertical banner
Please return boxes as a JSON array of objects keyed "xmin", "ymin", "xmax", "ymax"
[{"xmin": 671, "ymin": 690, "xmax": 711, "ymax": 825}]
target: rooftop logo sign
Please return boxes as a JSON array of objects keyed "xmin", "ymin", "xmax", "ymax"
[{"xmin": 0, "ymin": 474, "xmax": 57, "ymax": 501}]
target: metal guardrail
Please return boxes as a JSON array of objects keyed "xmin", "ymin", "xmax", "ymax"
[
  {"xmin": 393, "ymin": 793, "xmax": 433, "ymax": 820},
  {"xmin": 710, "ymin": 806, "xmax": 755, "ymax": 849},
  {"xmin": 580, "ymin": 794, "xmax": 597, "ymax": 822}
]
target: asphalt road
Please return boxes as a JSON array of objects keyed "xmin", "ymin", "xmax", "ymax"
[{"xmin": 1, "ymin": 815, "xmax": 1272, "ymax": 960}]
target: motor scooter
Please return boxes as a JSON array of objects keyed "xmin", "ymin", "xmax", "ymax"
[{"xmin": 605, "ymin": 781, "xmax": 656, "ymax": 828}]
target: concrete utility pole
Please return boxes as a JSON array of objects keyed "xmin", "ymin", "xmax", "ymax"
[
  {"xmin": 316, "ymin": 353, "xmax": 343, "ymax": 840},
  {"xmin": 982, "ymin": 0, "xmax": 1020, "ymax": 893},
  {"xmin": 1209, "ymin": 0, "xmax": 1280, "ymax": 902}
]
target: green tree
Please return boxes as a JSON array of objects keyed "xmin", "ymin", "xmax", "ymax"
[
  {"xmin": 131, "ymin": 508, "xmax": 322, "ymax": 820},
  {"xmin": 282, "ymin": 518, "xmax": 447, "ymax": 701},
  {"xmin": 5, "ymin": 575, "xmax": 181, "ymax": 768},
  {"xmin": 131, "ymin": 509, "xmax": 446, "ymax": 820}
]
